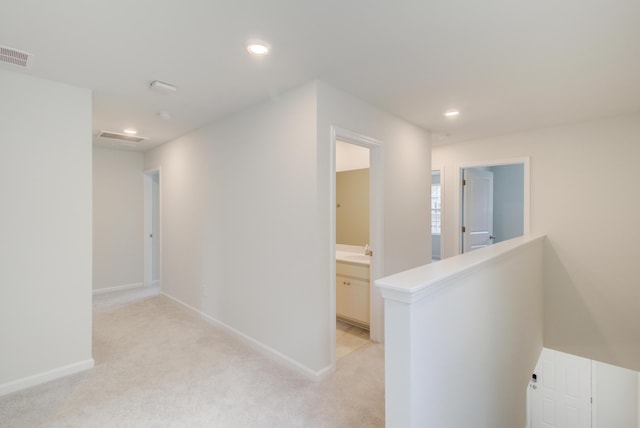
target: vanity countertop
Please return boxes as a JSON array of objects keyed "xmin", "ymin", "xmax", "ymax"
[{"xmin": 336, "ymin": 247, "xmax": 371, "ymax": 266}]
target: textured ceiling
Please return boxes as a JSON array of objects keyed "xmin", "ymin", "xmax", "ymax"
[{"xmin": 1, "ymin": 0, "xmax": 639, "ymax": 151}]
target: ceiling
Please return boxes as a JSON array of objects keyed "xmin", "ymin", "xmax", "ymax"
[{"xmin": 1, "ymin": 0, "xmax": 639, "ymax": 151}]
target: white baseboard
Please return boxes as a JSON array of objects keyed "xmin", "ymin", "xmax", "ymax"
[
  {"xmin": 93, "ymin": 282, "xmax": 144, "ymax": 295},
  {"xmin": 0, "ymin": 358, "xmax": 94, "ymax": 397},
  {"xmin": 161, "ymin": 292, "xmax": 333, "ymax": 382}
]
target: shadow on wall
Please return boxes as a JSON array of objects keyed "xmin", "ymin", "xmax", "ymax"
[{"xmin": 543, "ymin": 239, "xmax": 611, "ymax": 361}]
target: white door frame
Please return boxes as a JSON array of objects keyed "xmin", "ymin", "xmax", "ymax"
[
  {"xmin": 329, "ymin": 126, "xmax": 384, "ymax": 364},
  {"xmin": 143, "ymin": 167, "xmax": 162, "ymax": 288},
  {"xmin": 454, "ymin": 157, "xmax": 530, "ymax": 256}
]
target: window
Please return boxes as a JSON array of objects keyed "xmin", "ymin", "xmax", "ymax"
[{"xmin": 431, "ymin": 183, "xmax": 441, "ymax": 234}]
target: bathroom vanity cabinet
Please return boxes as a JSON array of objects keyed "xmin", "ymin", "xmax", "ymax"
[{"xmin": 336, "ymin": 261, "xmax": 370, "ymax": 328}]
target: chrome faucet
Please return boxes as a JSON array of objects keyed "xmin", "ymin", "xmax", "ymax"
[{"xmin": 364, "ymin": 244, "xmax": 373, "ymax": 256}]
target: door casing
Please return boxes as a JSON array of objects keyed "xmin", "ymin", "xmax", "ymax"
[{"xmin": 329, "ymin": 126, "xmax": 384, "ymax": 368}]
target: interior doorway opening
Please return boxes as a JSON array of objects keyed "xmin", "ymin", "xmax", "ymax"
[
  {"xmin": 144, "ymin": 169, "xmax": 161, "ymax": 289},
  {"xmin": 335, "ymin": 140, "xmax": 371, "ymax": 359},
  {"xmin": 329, "ymin": 127, "xmax": 384, "ymax": 366},
  {"xmin": 459, "ymin": 158, "xmax": 530, "ymax": 254},
  {"xmin": 431, "ymin": 170, "xmax": 443, "ymax": 261}
]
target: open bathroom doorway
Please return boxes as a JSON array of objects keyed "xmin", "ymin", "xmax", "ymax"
[{"xmin": 330, "ymin": 128, "xmax": 384, "ymax": 363}]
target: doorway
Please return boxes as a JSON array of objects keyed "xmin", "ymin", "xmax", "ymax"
[
  {"xmin": 461, "ymin": 167, "xmax": 495, "ymax": 252},
  {"xmin": 335, "ymin": 140, "xmax": 371, "ymax": 358},
  {"xmin": 431, "ymin": 169, "xmax": 443, "ymax": 261},
  {"xmin": 330, "ymin": 127, "xmax": 384, "ymax": 365},
  {"xmin": 144, "ymin": 169, "xmax": 161, "ymax": 289},
  {"xmin": 459, "ymin": 158, "xmax": 530, "ymax": 254}
]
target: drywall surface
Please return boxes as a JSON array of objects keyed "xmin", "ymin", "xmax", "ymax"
[
  {"xmin": 145, "ymin": 82, "xmax": 328, "ymax": 372},
  {"xmin": 336, "ymin": 169, "xmax": 369, "ymax": 246},
  {"xmin": 432, "ymin": 112, "xmax": 640, "ymax": 371},
  {"xmin": 594, "ymin": 360, "xmax": 639, "ymax": 428},
  {"xmin": 93, "ymin": 148, "xmax": 144, "ymax": 291},
  {"xmin": 336, "ymin": 139, "xmax": 369, "ymax": 171},
  {"xmin": 0, "ymin": 70, "xmax": 93, "ymax": 389},
  {"xmin": 378, "ymin": 235, "xmax": 544, "ymax": 427},
  {"xmin": 145, "ymin": 80, "xmax": 430, "ymax": 374}
]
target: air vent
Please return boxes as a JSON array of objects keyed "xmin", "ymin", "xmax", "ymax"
[
  {"xmin": 0, "ymin": 45, "xmax": 32, "ymax": 68},
  {"xmin": 98, "ymin": 131, "xmax": 148, "ymax": 143}
]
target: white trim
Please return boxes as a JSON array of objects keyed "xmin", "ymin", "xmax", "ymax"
[
  {"xmin": 0, "ymin": 358, "xmax": 94, "ymax": 397},
  {"xmin": 331, "ymin": 126, "xmax": 385, "ymax": 352},
  {"xmin": 329, "ymin": 128, "xmax": 338, "ymax": 370},
  {"xmin": 161, "ymin": 292, "xmax": 333, "ymax": 382},
  {"xmin": 455, "ymin": 157, "xmax": 531, "ymax": 255},
  {"xmin": 377, "ymin": 234, "xmax": 545, "ymax": 304},
  {"xmin": 92, "ymin": 282, "xmax": 144, "ymax": 295}
]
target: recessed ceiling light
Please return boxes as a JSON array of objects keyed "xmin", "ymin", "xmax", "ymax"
[
  {"xmin": 245, "ymin": 39, "xmax": 271, "ymax": 56},
  {"xmin": 444, "ymin": 110, "xmax": 460, "ymax": 118},
  {"xmin": 123, "ymin": 129, "xmax": 137, "ymax": 135}
]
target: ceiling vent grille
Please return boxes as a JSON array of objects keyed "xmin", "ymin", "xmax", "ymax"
[
  {"xmin": 98, "ymin": 131, "xmax": 149, "ymax": 143},
  {"xmin": 0, "ymin": 45, "xmax": 32, "ymax": 68}
]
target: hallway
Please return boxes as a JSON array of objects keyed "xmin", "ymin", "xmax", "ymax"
[{"xmin": 0, "ymin": 287, "xmax": 384, "ymax": 427}]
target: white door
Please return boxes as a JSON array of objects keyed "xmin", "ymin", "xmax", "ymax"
[
  {"xmin": 462, "ymin": 168, "xmax": 494, "ymax": 253},
  {"xmin": 151, "ymin": 173, "xmax": 160, "ymax": 284},
  {"xmin": 530, "ymin": 348, "xmax": 592, "ymax": 428},
  {"xmin": 144, "ymin": 170, "xmax": 160, "ymax": 287}
]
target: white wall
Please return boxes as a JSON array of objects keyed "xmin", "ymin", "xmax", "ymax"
[
  {"xmin": 93, "ymin": 148, "xmax": 144, "ymax": 291},
  {"xmin": 378, "ymin": 235, "xmax": 544, "ymax": 427},
  {"xmin": 336, "ymin": 139, "xmax": 369, "ymax": 171},
  {"xmin": 144, "ymin": 80, "xmax": 430, "ymax": 376},
  {"xmin": 145, "ymin": 82, "xmax": 325, "ymax": 374},
  {"xmin": 0, "ymin": 69, "xmax": 93, "ymax": 394},
  {"xmin": 594, "ymin": 360, "xmax": 639, "ymax": 428},
  {"xmin": 432, "ymin": 112, "xmax": 640, "ymax": 371}
]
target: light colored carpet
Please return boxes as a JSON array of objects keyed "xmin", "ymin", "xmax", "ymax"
[{"xmin": 0, "ymin": 287, "xmax": 384, "ymax": 427}]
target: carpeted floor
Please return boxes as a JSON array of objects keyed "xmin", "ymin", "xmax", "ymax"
[{"xmin": 0, "ymin": 287, "xmax": 384, "ymax": 427}]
